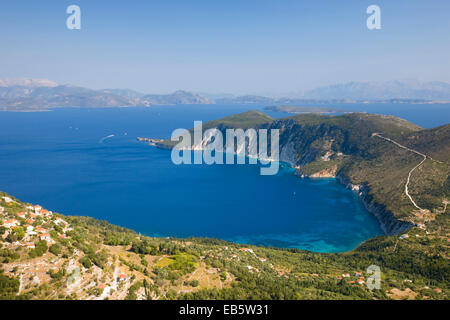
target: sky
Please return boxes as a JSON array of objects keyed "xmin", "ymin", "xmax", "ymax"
[{"xmin": 0, "ymin": 0, "xmax": 449, "ymax": 95}]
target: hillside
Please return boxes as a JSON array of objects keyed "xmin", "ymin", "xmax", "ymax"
[
  {"xmin": 1, "ymin": 192, "xmax": 448, "ymax": 300},
  {"xmin": 265, "ymin": 113, "xmax": 448, "ymax": 232},
  {"xmin": 145, "ymin": 111, "xmax": 449, "ymax": 235},
  {"xmin": 201, "ymin": 110, "xmax": 274, "ymax": 130}
]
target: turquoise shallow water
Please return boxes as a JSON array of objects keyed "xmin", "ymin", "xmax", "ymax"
[{"xmin": 0, "ymin": 106, "xmax": 388, "ymax": 252}]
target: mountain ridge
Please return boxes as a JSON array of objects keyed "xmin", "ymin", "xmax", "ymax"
[
  {"xmin": 303, "ymin": 80, "xmax": 450, "ymax": 100},
  {"xmin": 2, "ymin": 78, "xmax": 450, "ymax": 111},
  {"xmin": 0, "ymin": 79, "xmax": 214, "ymax": 110}
]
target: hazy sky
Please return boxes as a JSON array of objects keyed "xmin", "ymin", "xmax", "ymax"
[{"xmin": 1, "ymin": 0, "xmax": 449, "ymax": 95}]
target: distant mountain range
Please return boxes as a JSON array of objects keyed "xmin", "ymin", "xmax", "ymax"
[
  {"xmin": 1, "ymin": 78, "xmax": 449, "ymax": 111},
  {"xmin": 140, "ymin": 90, "xmax": 213, "ymax": 105},
  {"xmin": 0, "ymin": 79, "xmax": 214, "ymax": 111},
  {"xmin": 303, "ymin": 80, "xmax": 450, "ymax": 100}
]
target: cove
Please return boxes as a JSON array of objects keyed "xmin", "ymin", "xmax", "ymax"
[{"xmin": 0, "ymin": 106, "xmax": 383, "ymax": 252}]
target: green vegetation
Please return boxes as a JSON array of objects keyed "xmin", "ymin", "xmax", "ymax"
[
  {"xmin": 29, "ymin": 241, "xmax": 48, "ymax": 258},
  {"xmin": 0, "ymin": 269, "xmax": 20, "ymax": 300}
]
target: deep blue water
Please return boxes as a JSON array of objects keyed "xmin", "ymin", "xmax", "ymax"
[{"xmin": 0, "ymin": 103, "xmax": 447, "ymax": 252}]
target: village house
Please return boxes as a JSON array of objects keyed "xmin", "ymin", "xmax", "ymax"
[
  {"xmin": 26, "ymin": 230, "xmax": 38, "ymax": 236},
  {"xmin": 2, "ymin": 219, "xmax": 19, "ymax": 228},
  {"xmin": 41, "ymin": 209, "xmax": 52, "ymax": 216},
  {"xmin": 40, "ymin": 233, "xmax": 53, "ymax": 242},
  {"xmin": 35, "ymin": 227, "xmax": 48, "ymax": 233},
  {"xmin": 16, "ymin": 212, "xmax": 27, "ymax": 218},
  {"xmin": 24, "ymin": 225, "xmax": 34, "ymax": 232},
  {"xmin": 55, "ymin": 217, "xmax": 68, "ymax": 226},
  {"xmin": 258, "ymin": 257, "xmax": 266, "ymax": 262},
  {"xmin": 356, "ymin": 279, "xmax": 365, "ymax": 285},
  {"xmin": 400, "ymin": 234, "xmax": 409, "ymax": 239},
  {"xmin": 63, "ymin": 226, "xmax": 73, "ymax": 233},
  {"xmin": 23, "ymin": 242, "xmax": 36, "ymax": 249},
  {"xmin": 117, "ymin": 274, "xmax": 127, "ymax": 282}
]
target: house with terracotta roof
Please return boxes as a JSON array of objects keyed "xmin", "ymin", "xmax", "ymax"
[
  {"xmin": 117, "ymin": 274, "xmax": 127, "ymax": 282},
  {"xmin": 40, "ymin": 233, "xmax": 53, "ymax": 242},
  {"xmin": 16, "ymin": 212, "xmax": 26, "ymax": 218},
  {"xmin": 3, "ymin": 219, "xmax": 19, "ymax": 228},
  {"xmin": 35, "ymin": 227, "xmax": 48, "ymax": 233},
  {"xmin": 55, "ymin": 217, "xmax": 68, "ymax": 226},
  {"xmin": 23, "ymin": 243, "xmax": 36, "ymax": 249},
  {"xmin": 239, "ymin": 248, "xmax": 254, "ymax": 254},
  {"xmin": 41, "ymin": 209, "xmax": 52, "ymax": 216},
  {"xmin": 97, "ymin": 283, "xmax": 106, "ymax": 290}
]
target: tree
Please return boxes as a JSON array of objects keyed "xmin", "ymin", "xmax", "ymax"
[
  {"xmin": 49, "ymin": 244, "xmax": 62, "ymax": 256},
  {"xmin": 79, "ymin": 256, "xmax": 92, "ymax": 269}
]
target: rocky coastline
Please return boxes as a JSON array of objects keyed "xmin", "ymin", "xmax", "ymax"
[{"xmin": 335, "ymin": 175, "xmax": 413, "ymax": 235}]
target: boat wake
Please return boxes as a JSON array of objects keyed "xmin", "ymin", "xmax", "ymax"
[{"xmin": 99, "ymin": 134, "xmax": 115, "ymax": 144}]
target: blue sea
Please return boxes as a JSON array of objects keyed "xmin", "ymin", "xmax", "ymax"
[{"xmin": 0, "ymin": 103, "xmax": 448, "ymax": 252}]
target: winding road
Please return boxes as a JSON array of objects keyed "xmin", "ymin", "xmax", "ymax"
[{"xmin": 372, "ymin": 133, "xmax": 430, "ymax": 211}]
